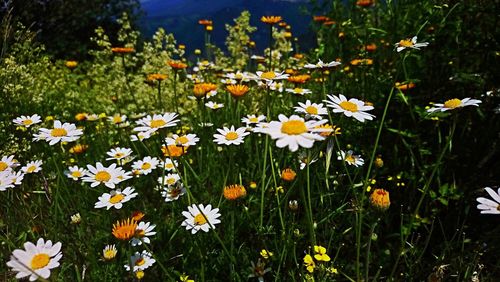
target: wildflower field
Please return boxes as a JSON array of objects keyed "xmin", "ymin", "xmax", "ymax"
[{"xmin": 1, "ymin": 0, "xmax": 499, "ymax": 281}]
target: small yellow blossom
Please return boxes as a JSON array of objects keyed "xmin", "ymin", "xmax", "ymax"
[{"xmin": 260, "ymin": 249, "xmax": 273, "ymax": 259}]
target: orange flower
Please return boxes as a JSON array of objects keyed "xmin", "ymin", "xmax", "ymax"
[
  {"xmin": 131, "ymin": 211, "xmax": 145, "ymax": 221},
  {"xmin": 193, "ymin": 83, "xmax": 217, "ymax": 99},
  {"xmin": 69, "ymin": 144, "xmax": 88, "ymax": 154},
  {"xmin": 288, "ymin": 74, "xmax": 311, "ymax": 84},
  {"xmin": 261, "ymin": 16, "xmax": 282, "ymax": 24},
  {"xmin": 162, "ymin": 144, "xmax": 186, "ymax": 158},
  {"xmin": 395, "ymin": 82, "xmax": 416, "ymax": 91},
  {"xmin": 350, "ymin": 58, "xmax": 373, "ymax": 66},
  {"xmin": 278, "ymin": 22, "xmax": 287, "ymax": 27},
  {"xmin": 356, "ymin": 0, "xmax": 375, "ymax": 7},
  {"xmin": 370, "ymin": 189, "xmax": 390, "ymax": 210},
  {"xmin": 223, "ymin": 184, "xmax": 247, "ymax": 200},
  {"xmin": 112, "ymin": 218, "xmax": 138, "ymax": 240},
  {"xmin": 293, "ymin": 53, "xmax": 304, "ymax": 60},
  {"xmin": 198, "ymin": 19, "xmax": 213, "ymax": 26},
  {"xmin": 227, "ymin": 84, "xmax": 249, "ymax": 98},
  {"xmin": 323, "ymin": 21, "xmax": 336, "ymax": 26},
  {"xmin": 313, "ymin": 15, "xmax": 330, "ymax": 22},
  {"xmin": 365, "ymin": 43, "xmax": 377, "ymax": 52},
  {"xmin": 147, "ymin": 73, "xmax": 168, "ymax": 82},
  {"xmin": 65, "ymin": 60, "xmax": 78, "ymax": 69},
  {"xmin": 281, "ymin": 168, "xmax": 296, "ymax": 182},
  {"xmin": 111, "ymin": 47, "xmax": 135, "ymax": 54},
  {"xmin": 75, "ymin": 113, "xmax": 87, "ymax": 121},
  {"xmin": 168, "ymin": 60, "xmax": 188, "ymax": 69}
]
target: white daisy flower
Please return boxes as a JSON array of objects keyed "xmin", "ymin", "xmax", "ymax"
[
  {"xmin": 10, "ymin": 171, "xmax": 24, "ymax": 186},
  {"xmin": 268, "ymin": 81, "xmax": 284, "ymax": 92},
  {"xmin": 303, "ymin": 59, "xmax": 341, "ymax": 69},
  {"xmin": 213, "ymin": 126, "xmax": 250, "ymax": 146},
  {"xmin": 83, "ymin": 162, "xmax": 131, "ymax": 189},
  {"xmin": 258, "ymin": 114, "xmax": 328, "ymax": 152},
  {"xmin": 206, "ymin": 90, "xmax": 218, "ymax": 99},
  {"xmin": 427, "ymin": 98, "xmax": 482, "ymax": 113},
  {"xmin": 241, "ymin": 114, "xmax": 266, "ymax": 126},
  {"xmin": 221, "ymin": 78, "xmax": 237, "ymax": 85},
  {"xmin": 21, "ymin": 160, "xmax": 43, "ymax": 174},
  {"xmin": 12, "ymin": 114, "xmax": 42, "ymax": 128},
  {"xmin": 253, "ymin": 71, "xmax": 290, "ymax": 82},
  {"xmin": 476, "ymin": 187, "xmax": 500, "ymax": 214},
  {"xmin": 181, "ymin": 203, "xmax": 221, "ymax": 234},
  {"xmin": 108, "ymin": 114, "xmax": 127, "ymax": 124},
  {"xmin": 395, "ymin": 36, "xmax": 429, "ymax": 52},
  {"xmin": 33, "ymin": 120, "xmax": 83, "ymax": 145},
  {"xmin": 66, "ymin": 166, "xmax": 87, "ymax": 181},
  {"xmin": 205, "ymin": 101, "xmax": 224, "ymax": 110},
  {"xmin": 165, "ymin": 134, "xmax": 200, "ymax": 147},
  {"xmin": 163, "ymin": 158, "xmax": 178, "ymax": 171},
  {"xmin": 133, "ymin": 113, "xmax": 179, "ymax": 136},
  {"xmin": 94, "ymin": 187, "xmax": 138, "ymax": 210},
  {"xmin": 86, "ymin": 114, "xmax": 99, "ymax": 121},
  {"xmin": 6, "ymin": 238, "xmax": 62, "ymax": 281},
  {"xmin": 106, "ymin": 147, "xmax": 133, "ymax": 161},
  {"xmin": 158, "ymin": 173, "xmax": 181, "ymax": 186},
  {"xmin": 130, "ymin": 131, "xmax": 152, "ymax": 142},
  {"xmin": 131, "ymin": 221, "xmax": 157, "ymax": 246},
  {"xmin": 338, "ymin": 150, "xmax": 364, "ymax": 167},
  {"xmin": 324, "ymin": 94, "xmax": 375, "ymax": 122},
  {"xmin": 225, "ymin": 71, "xmax": 252, "ymax": 82},
  {"xmin": 132, "ymin": 156, "xmax": 159, "ymax": 175},
  {"xmin": 0, "ymin": 155, "xmax": 19, "ymax": 172},
  {"xmin": 0, "ymin": 171, "xmax": 16, "ymax": 191},
  {"xmin": 161, "ymin": 183, "xmax": 186, "ymax": 202},
  {"xmin": 294, "ymin": 100, "xmax": 328, "ymax": 120},
  {"xmin": 124, "ymin": 250, "xmax": 156, "ymax": 272},
  {"xmin": 286, "ymin": 88, "xmax": 312, "ymax": 96}
]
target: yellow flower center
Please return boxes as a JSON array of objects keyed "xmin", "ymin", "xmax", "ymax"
[
  {"xmin": 167, "ymin": 178, "xmax": 176, "ymax": 185},
  {"xmin": 27, "ymin": 166, "xmax": 37, "ymax": 173},
  {"xmin": 225, "ymin": 132, "xmax": 239, "ymax": 140},
  {"xmin": 95, "ymin": 171, "xmax": 111, "ymax": 182},
  {"xmin": 305, "ymin": 106, "xmax": 318, "ymax": 115},
  {"xmin": 112, "ymin": 116, "xmax": 122, "ymax": 123},
  {"xmin": 30, "ymin": 253, "xmax": 50, "ymax": 270},
  {"xmin": 294, "ymin": 88, "xmax": 303, "ymax": 94},
  {"xmin": 71, "ymin": 171, "xmax": 82, "ymax": 178},
  {"xmin": 0, "ymin": 162, "xmax": 7, "ymax": 171},
  {"xmin": 22, "ymin": 119, "xmax": 33, "ymax": 125},
  {"xmin": 135, "ymin": 229, "xmax": 145, "ymax": 237},
  {"xmin": 345, "ymin": 155, "xmax": 355, "ymax": 164},
  {"xmin": 165, "ymin": 163, "xmax": 174, "ymax": 169},
  {"xmin": 399, "ymin": 39, "xmax": 414, "ymax": 47},
  {"xmin": 103, "ymin": 249, "xmax": 116, "ymax": 260},
  {"xmin": 150, "ymin": 119, "xmax": 166, "ymax": 128},
  {"xmin": 114, "ymin": 153, "xmax": 124, "ymax": 158},
  {"xmin": 109, "ymin": 193, "xmax": 125, "ymax": 204},
  {"xmin": 339, "ymin": 101, "xmax": 358, "ymax": 112},
  {"xmin": 261, "ymin": 71, "xmax": 276, "ymax": 79},
  {"xmin": 135, "ymin": 258, "xmax": 146, "ymax": 266},
  {"xmin": 249, "ymin": 117, "xmax": 259, "ymax": 123},
  {"xmin": 443, "ymin": 98, "xmax": 462, "ymax": 109},
  {"xmin": 281, "ymin": 120, "xmax": 307, "ymax": 135},
  {"xmin": 194, "ymin": 214, "xmax": 207, "ymax": 225},
  {"xmin": 235, "ymin": 73, "xmax": 243, "ymax": 79},
  {"xmin": 176, "ymin": 136, "xmax": 189, "ymax": 144},
  {"xmin": 51, "ymin": 128, "xmax": 67, "ymax": 137},
  {"xmin": 141, "ymin": 163, "xmax": 151, "ymax": 170}
]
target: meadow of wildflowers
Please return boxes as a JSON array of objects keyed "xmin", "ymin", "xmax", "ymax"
[{"xmin": 1, "ymin": 1, "xmax": 499, "ymax": 281}]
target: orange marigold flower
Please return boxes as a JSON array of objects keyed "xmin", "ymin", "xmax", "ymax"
[
  {"xmin": 131, "ymin": 211, "xmax": 145, "ymax": 222},
  {"xmin": 313, "ymin": 15, "xmax": 330, "ymax": 22},
  {"xmin": 288, "ymin": 74, "xmax": 311, "ymax": 84},
  {"xmin": 198, "ymin": 19, "xmax": 213, "ymax": 26},
  {"xmin": 65, "ymin": 60, "xmax": 78, "ymax": 69},
  {"xmin": 69, "ymin": 144, "xmax": 88, "ymax": 154},
  {"xmin": 350, "ymin": 58, "xmax": 373, "ymax": 66},
  {"xmin": 112, "ymin": 218, "xmax": 138, "ymax": 240},
  {"xmin": 193, "ymin": 83, "xmax": 217, "ymax": 98},
  {"xmin": 293, "ymin": 53, "xmax": 304, "ymax": 60},
  {"xmin": 168, "ymin": 60, "xmax": 188, "ymax": 69},
  {"xmin": 356, "ymin": 0, "xmax": 375, "ymax": 7},
  {"xmin": 147, "ymin": 73, "xmax": 168, "ymax": 82},
  {"xmin": 223, "ymin": 184, "xmax": 247, "ymax": 200},
  {"xmin": 395, "ymin": 82, "xmax": 416, "ymax": 91},
  {"xmin": 281, "ymin": 168, "xmax": 296, "ymax": 182},
  {"xmin": 162, "ymin": 144, "xmax": 187, "ymax": 158},
  {"xmin": 370, "ymin": 189, "xmax": 390, "ymax": 210},
  {"xmin": 365, "ymin": 43, "xmax": 377, "ymax": 52},
  {"xmin": 285, "ymin": 68, "xmax": 297, "ymax": 75},
  {"xmin": 261, "ymin": 16, "xmax": 282, "ymax": 24},
  {"xmin": 111, "ymin": 47, "xmax": 135, "ymax": 54},
  {"xmin": 227, "ymin": 84, "xmax": 249, "ymax": 98}
]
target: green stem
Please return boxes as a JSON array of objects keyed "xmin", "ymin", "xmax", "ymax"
[{"xmin": 259, "ymin": 135, "xmax": 269, "ymax": 229}]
